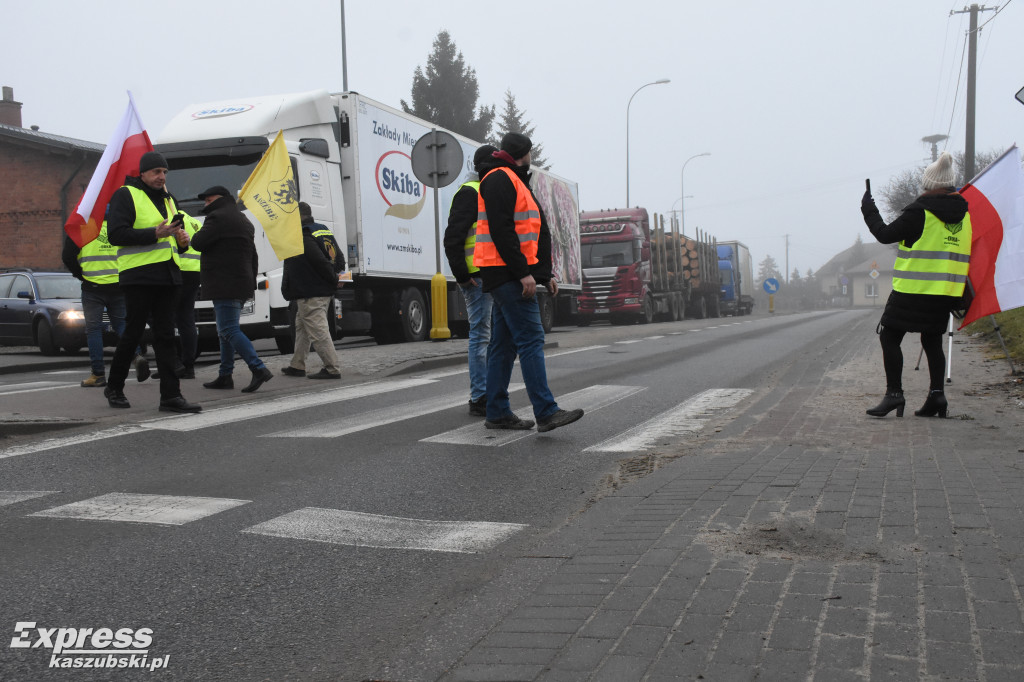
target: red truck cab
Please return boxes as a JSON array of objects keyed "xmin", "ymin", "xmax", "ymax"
[{"xmin": 577, "ymin": 208, "xmax": 651, "ymax": 323}]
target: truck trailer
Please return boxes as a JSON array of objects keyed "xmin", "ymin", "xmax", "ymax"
[
  {"xmin": 717, "ymin": 240, "xmax": 754, "ymax": 316},
  {"xmin": 576, "ymin": 208, "xmax": 720, "ymax": 325},
  {"xmin": 154, "ymin": 90, "xmax": 581, "ymax": 348}
]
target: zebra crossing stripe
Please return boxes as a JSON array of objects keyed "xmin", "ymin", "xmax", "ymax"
[
  {"xmin": 0, "ymin": 381, "xmax": 73, "ymax": 396},
  {"xmin": 0, "ymin": 424, "xmax": 147, "ymax": 460},
  {"xmin": 241, "ymin": 508, "xmax": 526, "ymax": 554},
  {"xmin": 422, "ymin": 384, "xmax": 645, "ymax": 447},
  {"xmin": 141, "ymin": 377, "xmax": 438, "ymax": 432},
  {"xmin": 0, "ymin": 491, "xmax": 59, "ymax": 507},
  {"xmin": 29, "ymin": 493, "xmax": 250, "ymax": 526},
  {"xmin": 266, "ymin": 384, "xmax": 526, "ymax": 438},
  {"xmin": 585, "ymin": 388, "xmax": 753, "ymax": 452}
]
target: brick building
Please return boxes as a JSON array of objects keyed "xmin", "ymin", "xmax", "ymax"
[{"xmin": 0, "ymin": 86, "xmax": 103, "ymax": 270}]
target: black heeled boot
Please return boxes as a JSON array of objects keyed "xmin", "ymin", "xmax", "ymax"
[
  {"xmin": 867, "ymin": 391, "xmax": 905, "ymax": 417},
  {"xmin": 914, "ymin": 390, "xmax": 948, "ymax": 418}
]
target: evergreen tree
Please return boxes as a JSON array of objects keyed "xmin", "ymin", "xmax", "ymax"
[
  {"xmin": 757, "ymin": 255, "xmax": 782, "ymax": 283},
  {"xmin": 489, "ymin": 89, "xmax": 550, "ymax": 169},
  {"xmin": 400, "ymin": 30, "xmax": 495, "ymax": 141}
]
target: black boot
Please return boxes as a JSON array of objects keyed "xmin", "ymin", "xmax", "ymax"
[
  {"xmin": 915, "ymin": 390, "xmax": 948, "ymax": 418},
  {"xmin": 867, "ymin": 391, "xmax": 905, "ymax": 418}
]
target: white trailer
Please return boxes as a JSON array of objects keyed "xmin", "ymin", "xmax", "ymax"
[{"xmin": 155, "ymin": 90, "xmax": 581, "ymax": 348}]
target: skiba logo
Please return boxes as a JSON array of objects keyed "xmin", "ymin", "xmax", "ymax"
[
  {"xmin": 191, "ymin": 104, "xmax": 255, "ymax": 119},
  {"xmin": 10, "ymin": 621, "xmax": 169, "ymax": 671},
  {"xmin": 375, "ymin": 151, "xmax": 425, "ymax": 219}
]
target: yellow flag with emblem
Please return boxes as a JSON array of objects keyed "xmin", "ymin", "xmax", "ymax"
[{"xmin": 239, "ymin": 130, "xmax": 303, "ymax": 260}]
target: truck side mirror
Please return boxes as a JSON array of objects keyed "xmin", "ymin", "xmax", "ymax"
[{"xmin": 299, "ymin": 138, "xmax": 330, "ymax": 158}]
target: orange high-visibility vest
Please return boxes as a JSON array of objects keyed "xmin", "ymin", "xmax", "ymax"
[{"xmin": 473, "ymin": 167, "xmax": 541, "ymax": 268}]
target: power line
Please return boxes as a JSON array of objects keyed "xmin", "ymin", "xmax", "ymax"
[{"xmin": 975, "ymin": 0, "xmax": 1013, "ymax": 32}]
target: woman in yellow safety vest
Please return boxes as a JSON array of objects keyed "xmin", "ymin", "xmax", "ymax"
[{"xmin": 861, "ymin": 151, "xmax": 971, "ymax": 419}]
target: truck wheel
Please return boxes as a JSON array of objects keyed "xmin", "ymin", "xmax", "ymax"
[
  {"xmin": 694, "ymin": 296, "xmax": 708, "ymax": 319},
  {"xmin": 670, "ymin": 294, "xmax": 682, "ymax": 321},
  {"xmin": 397, "ymin": 287, "xmax": 428, "ymax": 342},
  {"xmin": 37, "ymin": 320, "xmax": 59, "ymax": 356},
  {"xmin": 538, "ymin": 294, "xmax": 554, "ymax": 333},
  {"xmin": 640, "ymin": 295, "xmax": 654, "ymax": 324},
  {"xmin": 709, "ymin": 296, "xmax": 721, "ymax": 318}
]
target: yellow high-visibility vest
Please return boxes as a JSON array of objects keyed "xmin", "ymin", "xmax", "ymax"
[
  {"xmin": 78, "ymin": 222, "xmax": 119, "ymax": 285},
  {"xmin": 115, "ymin": 186, "xmax": 182, "ymax": 273},
  {"xmin": 452, "ymin": 180, "xmax": 480, "ymax": 274},
  {"xmin": 177, "ymin": 214, "xmax": 202, "ymax": 273},
  {"xmin": 893, "ymin": 209, "xmax": 972, "ymax": 297}
]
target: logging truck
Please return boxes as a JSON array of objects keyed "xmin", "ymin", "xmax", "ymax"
[{"xmin": 576, "ymin": 207, "xmax": 721, "ymax": 325}]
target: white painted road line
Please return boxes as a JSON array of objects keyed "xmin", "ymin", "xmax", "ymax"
[
  {"xmin": 614, "ymin": 339, "xmax": 643, "ymax": 345},
  {"xmin": 141, "ymin": 377, "xmax": 437, "ymax": 432},
  {"xmin": 585, "ymin": 388, "xmax": 754, "ymax": 453},
  {"xmin": 0, "ymin": 491, "xmax": 59, "ymax": 507},
  {"xmin": 266, "ymin": 384, "xmax": 524, "ymax": 438},
  {"xmin": 242, "ymin": 508, "xmax": 526, "ymax": 554},
  {"xmin": 546, "ymin": 344, "xmax": 609, "ymax": 358},
  {"xmin": 644, "ymin": 336, "xmax": 665, "ymax": 340},
  {"xmin": 422, "ymin": 384, "xmax": 646, "ymax": 447},
  {"xmin": 0, "ymin": 381, "xmax": 74, "ymax": 395},
  {"xmin": 0, "ymin": 424, "xmax": 147, "ymax": 460},
  {"xmin": 30, "ymin": 493, "xmax": 250, "ymax": 526}
]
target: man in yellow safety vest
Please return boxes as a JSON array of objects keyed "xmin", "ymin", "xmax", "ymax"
[{"xmin": 103, "ymin": 151, "xmax": 202, "ymax": 413}]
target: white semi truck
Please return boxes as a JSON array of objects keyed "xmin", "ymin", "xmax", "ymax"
[{"xmin": 155, "ymin": 90, "xmax": 581, "ymax": 348}]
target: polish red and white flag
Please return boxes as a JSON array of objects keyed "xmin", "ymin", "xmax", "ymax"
[
  {"xmin": 64, "ymin": 92, "xmax": 153, "ymax": 247},
  {"xmin": 960, "ymin": 146, "xmax": 1024, "ymax": 327}
]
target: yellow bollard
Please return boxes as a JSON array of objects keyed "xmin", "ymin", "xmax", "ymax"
[
  {"xmin": 769, "ymin": 294, "xmax": 775, "ymax": 314},
  {"xmin": 429, "ymin": 272, "xmax": 451, "ymax": 339}
]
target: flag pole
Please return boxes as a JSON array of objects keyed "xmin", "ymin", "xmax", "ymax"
[
  {"xmin": 945, "ymin": 314, "xmax": 954, "ymax": 383},
  {"xmin": 988, "ymin": 315, "xmax": 1018, "ymax": 376}
]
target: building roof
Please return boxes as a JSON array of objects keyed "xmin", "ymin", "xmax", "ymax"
[
  {"xmin": 816, "ymin": 240, "xmax": 897, "ymax": 278},
  {"xmin": 0, "ymin": 122, "xmax": 103, "ymax": 154}
]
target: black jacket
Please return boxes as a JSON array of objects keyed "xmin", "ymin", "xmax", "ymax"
[
  {"xmin": 190, "ymin": 195, "xmax": 259, "ymax": 301},
  {"xmin": 282, "ymin": 226, "xmax": 338, "ymax": 300},
  {"xmin": 476, "ymin": 154, "xmax": 552, "ymax": 293},
  {"xmin": 443, "ymin": 180, "xmax": 480, "ymax": 284},
  {"xmin": 862, "ymin": 189, "xmax": 969, "ymax": 333},
  {"xmin": 106, "ymin": 176, "xmax": 187, "ymax": 287}
]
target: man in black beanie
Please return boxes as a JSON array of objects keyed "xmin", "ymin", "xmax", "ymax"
[
  {"xmin": 102, "ymin": 150, "xmax": 202, "ymax": 413},
  {"xmin": 473, "ymin": 133, "xmax": 583, "ymax": 432}
]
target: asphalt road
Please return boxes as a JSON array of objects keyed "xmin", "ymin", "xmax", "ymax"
[{"xmin": 0, "ymin": 310, "xmax": 869, "ymax": 681}]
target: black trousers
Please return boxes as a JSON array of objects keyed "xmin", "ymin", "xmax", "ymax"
[
  {"xmin": 879, "ymin": 326, "xmax": 945, "ymax": 393},
  {"xmin": 108, "ymin": 284, "xmax": 181, "ymax": 400},
  {"xmin": 174, "ymin": 272, "xmax": 200, "ymax": 369}
]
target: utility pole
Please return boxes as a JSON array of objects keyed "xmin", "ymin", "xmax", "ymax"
[
  {"xmin": 922, "ymin": 134, "xmax": 948, "ymax": 162},
  {"xmin": 784, "ymin": 234, "xmax": 790, "ymax": 284},
  {"xmin": 951, "ymin": 4, "xmax": 996, "ymax": 182}
]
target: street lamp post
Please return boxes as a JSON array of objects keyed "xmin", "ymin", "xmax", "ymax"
[
  {"xmin": 680, "ymin": 152, "xmax": 710, "ymax": 234},
  {"xmin": 626, "ymin": 79, "xmax": 670, "ymax": 207}
]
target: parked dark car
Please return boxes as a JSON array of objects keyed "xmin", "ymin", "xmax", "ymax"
[{"xmin": 0, "ymin": 269, "xmax": 115, "ymax": 355}]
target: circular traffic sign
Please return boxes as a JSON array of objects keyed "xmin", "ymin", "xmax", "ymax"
[
  {"xmin": 763, "ymin": 278, "xmax": 780, "ymax": 294},
  {"xmin": 410, "ymin": 130, "xmax": 464, "ymax": 189}
]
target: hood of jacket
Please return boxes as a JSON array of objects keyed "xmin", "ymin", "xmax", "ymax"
[{"xmin": 906, "ymin": 190, "xmax": 969, "ymax": 224}]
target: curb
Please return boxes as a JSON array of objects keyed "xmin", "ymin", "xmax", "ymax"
[{"xmin": 0, "ymin": 416, "xmax": 95, "ymax": 436}]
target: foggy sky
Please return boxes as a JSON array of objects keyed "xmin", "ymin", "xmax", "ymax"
[{"xmin": 5, "ymin": 0, "xmax": 1021, "ymax": 278}]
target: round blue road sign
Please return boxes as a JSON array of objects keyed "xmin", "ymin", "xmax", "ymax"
[{"xmin": 763, "ymin": 278, "xmax": 780, "ymax": 294}]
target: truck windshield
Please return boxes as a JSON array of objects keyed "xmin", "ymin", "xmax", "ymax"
[
  {"xmin": 164, "ymin": 152, "xmax": 264, "ymax": 202},
  {"xmin": 581, "ymin": 242, "xmax": 636, "ymax": 268}
]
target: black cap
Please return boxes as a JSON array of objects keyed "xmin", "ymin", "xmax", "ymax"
[
  {"xmin": 500, "ymin": 132, "xmax": 532, "ymax": 160},
  {"xmin": 198, "ymin": 185, "xmax": 232, "ymax": 200},
  {"xmin": 138, "ymin": 151, "xmax": 168, "ymax": 174},
  {"xmin": 473, "ymin": 144, "xmax": 498, "ymax": 173}
]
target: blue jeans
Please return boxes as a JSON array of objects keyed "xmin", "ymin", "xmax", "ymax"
[
  {"xmin": 485, "ymin": 280, "xmax": 558, "ymax": 421},
  {"xmin": 459, "ymin": 277, "xmax": 492, "ymax": 402},
  {"xmin": 81, "ymin": 285, "xmax": 125, "ymax": 375},
  {"xmin": 213, "ymin": 299, "xmax": 265, "ymax": 376}
]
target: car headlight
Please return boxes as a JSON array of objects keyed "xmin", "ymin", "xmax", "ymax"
[
  {"xmin": 58, "ymin": 310, "xmax": 85, "ymax": 321},
  {"xmin": 241, "ymin": 298, "xmax": 255, "ymax": 315}
]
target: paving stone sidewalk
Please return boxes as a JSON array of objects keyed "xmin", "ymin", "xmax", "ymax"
[{"xmin": 396, "ymin": 320, "xmax": 1024, "ymax": 681}]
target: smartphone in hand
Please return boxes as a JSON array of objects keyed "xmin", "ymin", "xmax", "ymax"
[{"xmin": 865, "ymin": 179, "xmax": 871, "ymax": 193}]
